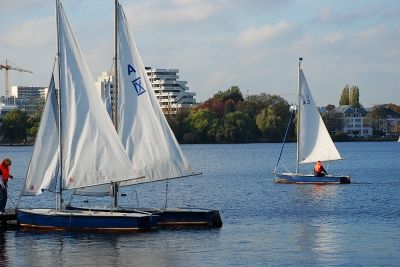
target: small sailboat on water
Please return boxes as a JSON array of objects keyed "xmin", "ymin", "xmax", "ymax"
[
  {"xmin": 16, "ymin": 1, "xmax": 158, "ymax": 230},
  {"xmin": 67, "ymin": 1, "xmax": 222, "ymax": 227},
  {"xmin": 273, "ymin": 58, "xmax": 350, "ymax": 184}
]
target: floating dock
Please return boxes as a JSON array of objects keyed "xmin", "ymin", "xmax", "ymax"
[{"xmin": 0, "ymin": 209, "xmax": 17, "ymax": 225}]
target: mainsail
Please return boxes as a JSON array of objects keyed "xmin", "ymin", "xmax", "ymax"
[
  {"xmin": 21, "ymin": 75, "xmax": 59, "ymax": 195},
  {"xmin": 22, "ymin": 4, "xmax": 139, "ymax": 197},
  {"xmin": 298, "ymin": 69, "xmax": 343, "ymax": 164},
  {"xmin": 117, "ymin": 5, "xmax": 195, "ymax": 184}
]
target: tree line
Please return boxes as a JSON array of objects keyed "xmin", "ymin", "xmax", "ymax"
[{"xmin": 1, "ymin": 85, "xmax": 399, "ymax": 144}]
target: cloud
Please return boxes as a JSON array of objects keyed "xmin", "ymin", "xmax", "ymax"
[
  {"xmin": 234, "ymin": 21, "xmax": 296, "ymax": 49},
  {"xmin": 322, "ymin": 32, "xmax": 344, "ymax": 43},
  {"xmin": 357, "ymin": 24, "xmax": 387, "ymax": 38},
  {"xmin": 122, "ymin": 0, "xmax": 218, "ymax": 31},
  {"xmin": 0, "ymin": 0, "xmax": 49, "ymax": 15},
  {"xmin": 314, "ymin": 5, "xmax": 381, "ymax": 24},
  {"xmin": 4, "ymin": 17, "xmax": 54, "ymax": 48},
  {"xmin": 206, "ymin": 69, "xmax": 235, "ymax": 88}
]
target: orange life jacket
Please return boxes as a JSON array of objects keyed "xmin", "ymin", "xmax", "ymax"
[
  {"xmin": 0, "ymin": 160, "xmax": 10, "ymax": 183},
  {"xmin": 314, "ymin": 162, "xmax": 323, "ymax": 173}
]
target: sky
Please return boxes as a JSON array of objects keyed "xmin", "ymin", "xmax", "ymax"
[{"xmin": 0, "ymin": 0, "xmax": 399, "ymax": 108}]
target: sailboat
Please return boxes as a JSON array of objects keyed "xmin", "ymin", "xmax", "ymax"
[
  {"xmin": 273, "ymin": 58, "xmax": 351, "ymax": 184},
  {"xmin": 67, "ymin": 1, "xmax": 222, "ymax": 227},
  {"xmin": 15, "ymin": 1, "xmax": 158, "ymax": 230}
]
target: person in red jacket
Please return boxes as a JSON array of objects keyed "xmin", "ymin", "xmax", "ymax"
[
  {"xmin": 314, "ymin": 161, "xmax": 328, "ymax": 177},
  {"xmin": 0, "ymin": 158, "xmax": 13, "ymax": 214}
]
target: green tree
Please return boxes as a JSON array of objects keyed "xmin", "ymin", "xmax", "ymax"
[
  {"xmin": 349, "ymin": 86, "xmax": 360, "ymax": 107},
  {"xmin": 322, "ymin": 108, "xmax": 347, "ymax": 134},
  {"xmin": 221, "ymin": 111, "xmax": 252, "ymax": 142},
  {"xmin": 183, "ymin": 108, "xmax": 219, "ymax": 142},
  {"xmin": 339, "ymin": 85, "xmax": 350, "ymax": 106},
  {"xmin": 0, "ymin": 109, "xmax": 31, "ymax": 144},
  {"xmin": 236, "ymin": 93, "xmax": 292, "ymax": 139},
  {"xmin": 27, "ymin": 104, "xmax": 44, "ymax": 140},
  {"xmin": 213, "ymin": 85, "xmax": 244, "ymax": 103},
  {"xmin": 364, "ymin": 105, "xmax": 386, "ymax": 136},
  {"xmin": 166, "ymin": 108, "xmax": 191, "ymax": 142},
  {"xmin": 223, "ymin": 100, "xmax": 235, "ymax": 117},
  {"xmin": 256, "ymin": 107, "xmax": 285, "ymax": 141}
]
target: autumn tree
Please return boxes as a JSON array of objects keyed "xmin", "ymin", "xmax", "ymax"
[
  {"xmin": 339, "ymin": 85, "xmax": 350, "ymax": 106},
  {"xmin": 196, "ymin": 98, "xmax": 226, "ymax": 118},
  {"xmin": 349, "ymin": 86, "xmax": 360, "ymax": 107}
]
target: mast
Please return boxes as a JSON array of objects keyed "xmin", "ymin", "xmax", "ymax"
[
  {"xmin": 55, "ymin": 0, "xmax": 63, "ymax": 209},
  {"xmin": 113, "ymin": 0, "xmax": 119, "ymax": 207},
  {"xmin": 296, "ymin": 57, "xmax": 302, "ymax": 174},
  {"xmin": 113, "ymin": 0, "xmax": 118, "ymax": 131}
]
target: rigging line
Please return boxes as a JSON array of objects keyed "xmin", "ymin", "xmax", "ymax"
[
  {"xmin": 7, "ymin": 193, "xmax": 16, "ymax": 208},
  {"xmin": 274, "ymin": 107, "xmax": 295, "ymax": 170}
]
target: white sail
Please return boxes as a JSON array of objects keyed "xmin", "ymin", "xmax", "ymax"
[
  {"xmin": 116, "ymin": 5, "xmax": 195, "ymax": 184},
  {"xmin": 21, "ymin": 75, "xmax": 59, "ymax": 196},
  {"xmin": 298, "ymin": 69, "xmax": 343, "ymax": 164},
  {"xmin": 57, "ymin": 3, "xmax": 139, "ymax": 190}
]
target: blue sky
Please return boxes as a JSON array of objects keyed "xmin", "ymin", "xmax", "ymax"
[{"xmin": 1, "ymin": 0, "xmax": 399, "ymax": 108}]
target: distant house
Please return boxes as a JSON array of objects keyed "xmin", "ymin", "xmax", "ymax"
[
  {"xmin": 332, "ymin": 105, "xmax": 372, "ymax": 137},
  {"xmin": 379, "ymin": 108, "xmax": 400, "ymax": 136}
]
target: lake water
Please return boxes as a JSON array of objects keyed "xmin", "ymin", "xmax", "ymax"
[{"xmin": 1, "ymin": 142, "xmax": 399, "ymax": 266}]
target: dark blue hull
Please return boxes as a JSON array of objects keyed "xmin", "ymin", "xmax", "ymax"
[
  {"xmin": 274, "ymin": 173, "xmax": 351, "ymax": 184},
  {"xmin": 66, "ymin": 206, "xmax": 222, "ymax": 228},
  {"xmin": 16, "ymin": 208, "xmax": 158, "ymax": 230}
]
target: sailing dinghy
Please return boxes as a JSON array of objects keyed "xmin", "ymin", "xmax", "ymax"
[
  {"xmin": 273, "ymin": 58, "xmax": 350, "ymax": 184},
  {"xmin": 16, "ymin": 1, "xmax": 158, "ymax": 230},
  {"xmin": 67, "ymin": 2, "xmax": 222, "ymax": 227}
]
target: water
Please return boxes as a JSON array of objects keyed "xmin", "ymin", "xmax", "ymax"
[{"xmin": 1, "ymin": 142, "xmax": 399, "ymax": 266}]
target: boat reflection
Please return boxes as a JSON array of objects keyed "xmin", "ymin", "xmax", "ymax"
[{"xmin": 11, "ymin": 229, "xmax": 196, "ymax": 266}]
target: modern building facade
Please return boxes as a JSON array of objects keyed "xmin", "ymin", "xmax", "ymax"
[
  {"xmin": 145, "ymin": 68, "xmax": 196, "ymax": 114},
  {"xmin": 0, "ymin": 96, "xmax": 44, "ymax": 117},
  {"xmin": 10, "ymin": 85, "xmax": 48, "ymax": 100},
  {"xmin": 95, "ymin": 68, "xmax": 197, "ymax": 115}
]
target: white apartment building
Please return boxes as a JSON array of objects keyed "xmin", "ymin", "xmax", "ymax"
[
  {"xmin": 10, "ymin": 85, "xmax": 48, "ymax": 100},
  {"xmin": 0, "ymin": 96, "xmax": 44, "ymax": 116},
  {"xmin": 146, "ymin": 67, "xmax": 196, "ymax": 114},
  {"xmin": 333, "ymin": 105, "xmax": 372, "ymax": 137},
  {"xmin": 95, "ymin": 68, "xmax": 196, "ymax": 114}
]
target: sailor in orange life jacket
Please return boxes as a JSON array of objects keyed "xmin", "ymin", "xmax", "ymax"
[
  {"xmin": 314, "ymin": 161, "xmax": 328, "ymax": 177},
  {"xmin": 0, "ymin": 158, "xmax": 13, "ymax": 214}
]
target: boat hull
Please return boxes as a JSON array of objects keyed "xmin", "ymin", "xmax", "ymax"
[
  {"xmin": 16, "ymin": 208, "xmax": 158, "ymax": 230},
  {"xmin": 66, "ymin": 206, "xmax": 222, "ymax": 228},
  {"xmin": 273, "ymin": 173, "xmax": 351, "ymax": 184}
]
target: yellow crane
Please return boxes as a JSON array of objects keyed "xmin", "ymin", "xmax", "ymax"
[{"xmin": 0, "ymin": 59, "xmax": 33, "ymax": 97}]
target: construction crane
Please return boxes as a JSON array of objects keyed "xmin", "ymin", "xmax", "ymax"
[{"xmin": 0, "ymin": 59, "xmax": 33, "ymax": 97}]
